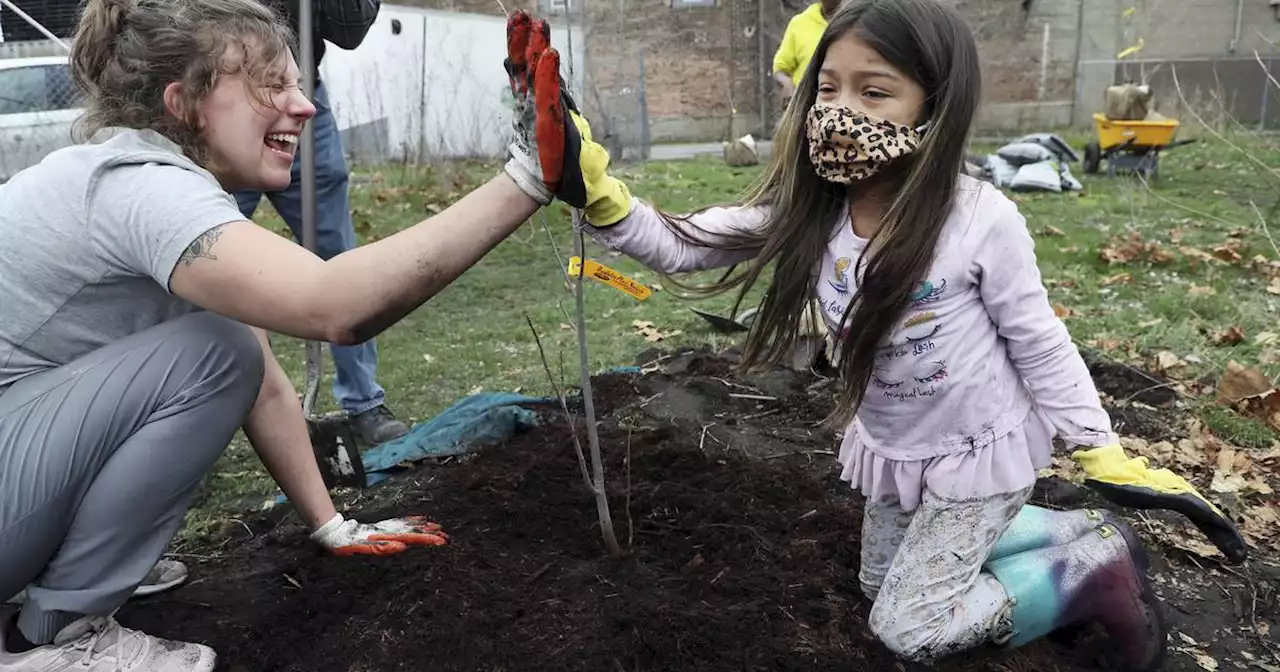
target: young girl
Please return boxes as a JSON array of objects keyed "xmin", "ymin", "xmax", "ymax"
[
  {"xmin": 505, "ymin": 1, "xmax": 1168, "ymax": 668},
  {"xmin": 0, "ymin": 0, "xmax": 558, "ymax": 668}
]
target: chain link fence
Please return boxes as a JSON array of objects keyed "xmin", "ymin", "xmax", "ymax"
[
  {"xmin": 580, "ymin": 42, "xmax": 650, "ymax": 163},
  {"xmin": 0, "ymin": 59, "xmax": 81, "ymax": 115}
]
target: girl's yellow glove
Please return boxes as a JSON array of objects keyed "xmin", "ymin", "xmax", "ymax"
[{"xmin": 1072, "ymin": 444, "xmax": 1247, "ymax": 564}]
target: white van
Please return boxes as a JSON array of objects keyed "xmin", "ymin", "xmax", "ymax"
[{"xmin": 0, "ymin": 55, "xmax": 83, "ymax": 182}]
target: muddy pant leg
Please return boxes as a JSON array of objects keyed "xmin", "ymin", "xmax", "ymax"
[
  {"xmin": 867, "ymin": 486, "xmax": 1032, "ymax": 663},
  {"xmin": 858, "ymin": 495, "xmax": 914, "ymax": 601},
  {"xmin": 0, "ymin": 312, "xmax": 264, "ymax": 645}
]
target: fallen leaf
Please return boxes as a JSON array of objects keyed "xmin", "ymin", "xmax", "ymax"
[
  {"xmin": 1041, "ymin": 225, "xmax": 1066, "ymax": 237},
  {"xmin": 1217, "ymin": 361, "xmax": 1273, "ymax": 404},
  {"xmin": 1218, "ymin": 362, "xmax": 1280, "ymax": 431},
  {"xmin": 1268, "ymin": 277, "xmax": 1280, "ymax": 295},
  {"xmin": 1189, "ymin": 285, "xmax": 1217, "ymax": 296},
  {"xmin": 1155, "ymin": 351, "xmax": 1186, "ymax": 374},
  {"xmin": 1211, "ymin": 243, "xmax": 1244, "ymax": 263},
  {"xmin": 1178, "ymin": 632, "xmax": 1199, "ymax": 646},
  {"xmin": 1192, "ymin": 651, "xmax": 1219, "ymax": 671},
  {"xmin": 1181, "ymin": 246, "xmax": 1218, "ymax": 265},
  {"xmin": 1088, "ymin": 338, "xmax": 1124, "ymax": 351},
  {"xmin": 1242, "ymin": 504, "xmax": 1280, "ymax": 546},
  {"xmin": 631, "ymin": 320, "xmax": 682, "ymax": 343},
  {"xmin": 1174, "ymin": 438, "xmax": 1210, "ymax": 469},
  {"xmin": 1139, "ymin": 318, "xmax": 1164, "ymax": 328},
  {"xmin": 1255, "ymin": 331, "xmax": 1279, "ymax": 346},
  {"xmin": 1210, "ymin": 447, "xmax": 1251, "ymax": 494},
  {"xmin": 1053, "ymin": 304, "xmax": 1074, "ymax": 318},
  {"xmin": 1101, "ymin": 272, "xmax": 1133, "ymax": 286},
  {"xmin": 1212, "ymin": 326, "xmax": 1246, "ymax": 345},
  {"xmin": 1100, "ymin": 234, "xmax": 1146, "ymax": 264},
  {"xmin": 1150, "ymin": 246, "xmax": 1178, "ymax": 264}
]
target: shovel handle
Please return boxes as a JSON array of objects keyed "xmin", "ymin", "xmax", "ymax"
[
  {"xmin": 298, "ymin": 0, "xmax": 320, "ymax": 422},
  {"xmin": 303, "ymin": 340, "xmax": 322, "ymax": 420}
]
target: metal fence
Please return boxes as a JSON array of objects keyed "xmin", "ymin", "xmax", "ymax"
[
  {"xmin": 579, "ymin": 42, "xmax": 651, "ymax": 163},
  {"xmin": 0, "ymin": 57, "xmax": 81, "ymax": 115}
]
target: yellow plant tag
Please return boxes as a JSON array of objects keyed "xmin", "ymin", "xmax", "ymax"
[{"xmin": 567, "ymin": 256, "xmax": 652, "ymax": 301}]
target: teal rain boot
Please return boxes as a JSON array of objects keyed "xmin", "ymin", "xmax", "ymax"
[
  {"xmin": 987, "ymin": 505, "xmax": 1120, "ymax": 562},
  {"xmin": 985, "ymin": 521, "xmax": 1166, "ymax": 671}
]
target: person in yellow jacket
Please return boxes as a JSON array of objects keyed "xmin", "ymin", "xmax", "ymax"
[{"xmin": 772, "ymin": 0, "xmax": 841, "ymax": 102}]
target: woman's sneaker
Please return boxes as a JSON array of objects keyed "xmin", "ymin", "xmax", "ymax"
[
  {"xmin": 0, "ymin": 614, "xmax": 216, "ymax": 672},
  {"xmin": 6, "ymin": 559, "xmax": 188, "ymax": 605}
]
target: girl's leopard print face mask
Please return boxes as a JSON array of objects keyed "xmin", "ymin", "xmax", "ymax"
[{"xmin": 805, "ymin": 103, "xmax": 928, "ymax": 183}]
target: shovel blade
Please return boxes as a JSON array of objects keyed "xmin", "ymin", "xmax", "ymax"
[
  {"xmin": 690, "ymin": 308, "xmax": 750, "ymax": 333},
  {"xmin": 308, "ymin": 414, "xmax": 367, "ymax": 489}
]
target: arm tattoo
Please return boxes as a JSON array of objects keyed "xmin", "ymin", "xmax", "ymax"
[{"xmin": 179, "ymin": 224, "xmax": 226, "ymax": 266}]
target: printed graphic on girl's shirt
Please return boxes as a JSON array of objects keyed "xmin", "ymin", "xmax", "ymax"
[
  {"xmin": 828, "ymin": 256, "xmax": 852, "ymax": 294},
  {"xmin": 901, "ymin": 311, "xmax": 939, "ymax": 353},
  {"xmin": 909, "ymin": 278, "xmax": 946, "ymax": 305},
  {"xmin": 876, "ymin": 358, "xmax": 949, "ymax": 401}
]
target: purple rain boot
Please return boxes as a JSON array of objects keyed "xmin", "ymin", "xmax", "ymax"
[{"xmin": 985, "ymin": 520, "xmax": 1166, "ymax": 671}]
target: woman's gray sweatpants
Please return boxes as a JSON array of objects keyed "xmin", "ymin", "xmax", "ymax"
[{"xmin": 0, "ymin": 312, "xmax": 264, "ymax": 645}]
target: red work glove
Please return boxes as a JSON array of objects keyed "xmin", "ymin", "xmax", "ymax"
[
  {"xmin": 310, "ymin": 513, "xmax": 449, "ymax": 556},
  {"xmin": 501, "ymin": 10, "xmax": 601, "ymax": 208},
  {"xmin": 501, "ymin": 10, "xmax": 634, "ymax": 224}
]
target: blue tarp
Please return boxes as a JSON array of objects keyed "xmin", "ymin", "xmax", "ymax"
[
  {"xmin": 273, "ymin": 365, "xmax": 647, "ymax": 500},
  {"xmin": 358, "ymin": 365, "xmax": 643, "ymax": 484},
  {"xmin": 359, "ymin": 391, "xmax": 552, "ymax": 485}
]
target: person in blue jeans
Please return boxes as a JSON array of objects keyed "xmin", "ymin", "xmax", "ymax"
[{"xmin": 235, "ymin": 0, "xmax": 409, "ymax": 445}]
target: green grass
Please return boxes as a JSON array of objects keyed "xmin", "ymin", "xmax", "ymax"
[{"xmin": 182, "ymin": 130, "xmax": 1280, "ymax": 544}]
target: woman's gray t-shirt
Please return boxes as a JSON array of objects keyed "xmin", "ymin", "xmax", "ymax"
[{"xmin": 0, "ymin": 128, "xmax": 247, "ymax": 390}]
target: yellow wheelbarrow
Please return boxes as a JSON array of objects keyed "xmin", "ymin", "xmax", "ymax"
[{"xmin": 1082, "ymin": 112, "xmax": 1197, "ymax": 183}]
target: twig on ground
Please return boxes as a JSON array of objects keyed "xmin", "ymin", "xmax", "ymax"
[
  {"xmin": 1121, "ymin": 382, "xmax": 1180, "ymax": 403},
  {"xmin": 526, "ymin": 314, "xmax": 595, "ymax": 492},
  {"xmin": 729, "ymin": 393, "xmax": 777, "ymax": 401},
  {"xmin": 713, "ymin": 377, "xmax": 763, "ymax": 392},
  {"xmin": 764, "ymin": 449, "xmax": 836, "ymax": 459},
  {"xmin": 527, "ymin": 561, "xmax": 554, "ymax": 582},
  {"xmin": 626, "ymin": 430, "xmax": 634, "ymax": 549},
  {"xmin": 740, "ymin": 408, "xmax": 781, "ymax": 421},
  {"xmin": 699, "ymin": 422, "xmax": 716, "ymax": 453}
]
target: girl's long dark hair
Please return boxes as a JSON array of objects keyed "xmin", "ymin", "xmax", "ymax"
[{"xmin": 656, "ymin": 0, "xmax": 981, "ymax": 427}]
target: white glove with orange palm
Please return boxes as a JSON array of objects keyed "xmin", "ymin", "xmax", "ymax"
[{"xmin": 310, "ymin": 513, "xmax": 449, "ymax": 557}]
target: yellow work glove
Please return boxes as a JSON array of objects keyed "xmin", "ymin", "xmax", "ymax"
[
  {"xmin": 502, "ymin": 10, "xmax": 633, "ymax": 226},
  {"xmin": 1072, "ymin": 444, "xmax": 1247, "ymax": 564},
  {"xmin": 569, "ymin": 111, "xmax": 633, "ymax": 226}
]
